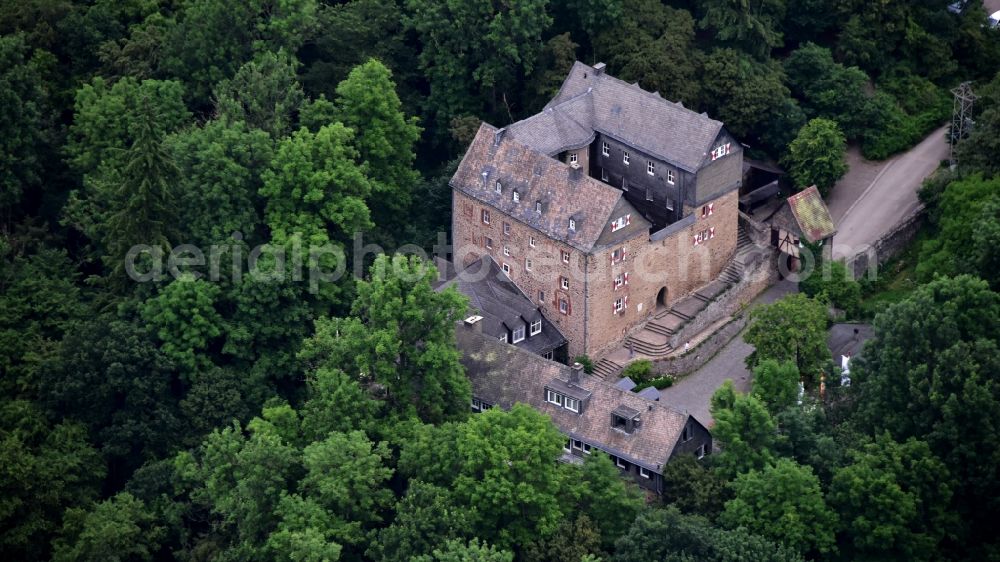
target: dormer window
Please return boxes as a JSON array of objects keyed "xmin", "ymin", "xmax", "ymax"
[
  {"xmin": 495, "ymin": 181, "xmax": 502, "ymax": 194},
  {"xmin": 513, "ymin": 191, "xmax": 520, "ymax": 202},
  {"xmin": 530, "ymin": 319, "xmax": 542, "ymax": 335},
  {"xmin": 623, "ymin": 151, "xmax": 630, "ymax": 165},
  {"xmin": 569, "ymin": 152, "xmax": 578, "ymax": 165},
  {"xmin": 512, "ymin": 324, "xmax": 526, "ymax": 343},
  {"xmin": 565, "ymin": 397, "xmax": 580, "ymax": 413},
  {"xmin": 568, "ymin": 218, "xmax": 576, "ymax": 231},
  {"xmin": 546, "ymin": 389, "xmax": 564, "ymax": 407},
  {"xmin": 647, "ymin": 161, "xmax": 655, "ymax": 175},
  {"xmin": 611, "ymin": 406, "xmax": 641, "ymax": 434},
  {"xmin": 535, "ymin": 201, "xmax": 542, "ymax": 213}
]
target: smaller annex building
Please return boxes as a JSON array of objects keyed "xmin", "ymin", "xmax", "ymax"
[{"xmin": 456, "ymin": 316, "xmax": 712, "ymax": 493}]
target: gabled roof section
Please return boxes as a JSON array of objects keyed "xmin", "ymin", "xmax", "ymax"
[
  {"xmin": 450, "ymin": 123, "xmax": 626, "ymax": 252},
  {"xmin": 457, "ymin": 323, "xmax": 696, "ymax": 471},
  {"xmin": 787, "ymin": 186, "xmax": 837, "ymax": 243},
  {"xmin": 437, "ymin": 256, "xmax": 567, "ymax": 354},
  {"xmin": 515, "ymin": 61, "xmax": 725, "ymax": 173}
]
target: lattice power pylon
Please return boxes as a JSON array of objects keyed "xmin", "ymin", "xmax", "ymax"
[{"xmin": 950, "ymin": 82, "xmax": 977, "ymax": 166}]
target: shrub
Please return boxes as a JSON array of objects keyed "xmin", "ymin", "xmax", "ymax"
[
  {"xmin": 573, "ymin": 355, "xmax": 594, "ymax": 374},
  {"xmin": 621, "ymin": 359, "xmax": 654, "ymax": 383},
  {"xmin": 800, "ymin": 260, "xmax": 861, "ymax": 318}
]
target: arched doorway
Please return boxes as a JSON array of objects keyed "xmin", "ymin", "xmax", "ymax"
[{"xmin": 656, "ymin": 286, "xmax": 669, "ymax": 308}]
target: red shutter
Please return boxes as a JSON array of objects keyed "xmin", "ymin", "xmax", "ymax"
[
  {"xmin": 693, "ymin": 235, "xmax": 698, "ymax": 246},
  {"xmin": 624, "ymin": 295, "xmax": 629, "ymax": 309},
  {"xmin": 708, "ymin": 203, "xmax": 715, "ymax": 215},
  {"xmin": 624, "ymin": 272, "xmax": 629, "ymax": 285},
  {"xmin": 625, "ymin": 214, "xmax": 631, "ymax": 226},
  {"xmin": 709, "ymin": 227, "xmax": 716, "ymax": 239}
]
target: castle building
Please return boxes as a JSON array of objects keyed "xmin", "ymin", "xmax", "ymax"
[{"xmin": 451, "ymin": 62, "xmax": 744, "ymax": 359}]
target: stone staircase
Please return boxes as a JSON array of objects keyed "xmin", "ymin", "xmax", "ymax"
[{"xmin": 591, "ymin": 225, "xmax": 758, "ymax": 379}]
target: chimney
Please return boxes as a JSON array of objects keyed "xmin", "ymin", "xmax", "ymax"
[
  {"xmin": 494, "ymin": 127, "xmax": 506, "ymax": 146},
  {"xmin": 464, "ymin": 315, "xmax": 483, "ymax": 334},
  {"xmin": 593, "ymin": 62, "xmax": 606, "ymax": 75},
  {"xmin": 569, "ymin": 163, "xmax": 582, "ymax": 182},
  {"xmin": 569, "ymin": 362, "xmax": 584, "ymax": 385}
]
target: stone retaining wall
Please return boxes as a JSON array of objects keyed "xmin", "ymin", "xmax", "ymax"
[
  {"xmin": 653, "ymin": 248, "xmax": 779, "ymax": 377},
  {"xmin": 845, "ymin": 206, "xmax": 926, "ymax": 280}
]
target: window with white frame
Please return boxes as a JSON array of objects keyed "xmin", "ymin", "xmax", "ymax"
[
  {"xmin": 614, "ymin": 296, "xmax": 625, "ymax": 313},
  {"xmin": 543, "ymin": 350, "xmax": 554, "ymax": 360},
  {"xmin": 564, "ymin": 439, "xmax": 572, "ymax": 452},
  {"xmin": 525, "ymin": 258, "xmax": 532, "ymax": 271},
  {"xmin": 503, "ymin": 222, "xmax": 511, "ymax": 235},
  {"xmin": 602, "ymin": 141, "xmax": 610, "ymax": 156},
  {"xmin": 569, "ymin": 152, "xmax": 578, "ymax": 165},
  {"xmin": 513, "ymin": 191, "xmax": 520, "ymax": 202},
  {"xmin": 495, "ymin": 181, "xmax": 502, "ymax": 194},
  {"xmin": 610, "ymin": 214, "xmax": 631, "ymax": 232},
  {"xmin": 502, "ymin": 262, "xmax": 510, "ymax": 276},
  {"xmin": 612, "ymin": 247, "xmax": 625, "ymax": 263},
  {"xmin": 568, "ymin": 218, "xmax": 576, "ymax": 231},
  {"xmin": 711, "ymin": 142, "xmax": 731, "ymax": 161},
  {"xmin": 481, "ymin": 209, "xmax": 490, "ymax": 224},
  {"xmin": 582, "ymin": 443, "xmax": 592, "ymax": 454},
  {"xmin": 512, "ymin": 325, "xmax": 525, "ymax": 343},
  {"xmin": 485, "ymin": 237, "xmax": 493, "ymax": 249},
  {"xmin": 697, "ymin": 444, "xmax": 707, "ymax": 459},
  {"xmin": 639, "ymin": 466, "xmax": 651, "ymax": 479},
  {"xmin": 572, "ymin": 439, "xmax": 583, "ymax": 450},
  {"xmin": 647, "ymin": 161, "xmax": 655, "ymax": 175},
  {"xmin": 560, "ymin": 276, "xmax": 569, "ymax": 290},
  {"xmin": 565, "ymin": 397, "xmax": 580, "ymax": 413},
  {"xmin": 701, "ymin": 203, "xmax": 714, "ymax": 218},
  {"xmin": 693, "ymin": 228, "xmax": 715, "ymax": 245},
  {"xmin": 561, "ymin": 250, "xmax": 570, "ymax": 263},
  {"xmin": 614, "ymin": 272, "xmax": 629, "ymax": 289},
  {"xmin": 616, "ymin": 457, "xmax": 629, "ymax": 470},
  {"xmin": 530, "ymin": 319, "xmax": 542, "ymax": 335},
  {"xmin": 546, "ymin": 389, "xmax": 564, "ymax": 406},
  {"xmin": 667, "ymin": 169, "xmax": 675, "ymax": 184},
  {"xmin": 471, "ymin": 398, "xmax": 482, "ymax": 411},
  {"xmin": 529, "ymin": 235, "xmax": 536, "ymax": 247},
  {"xmin": 601, "ymin": 167, "xmax": 608, "ymax": 181},
  {"xmin": 499, "ymin": 333, "xmax": 507, "ymax": 343},
  {"xmin": 559, "ymin": 298, "xmax": 569, "ymax": 314},
  {"xmin": 503, "ymin": 245, "xmax": 510, "ymax": 256},
  {"xmin": 623, "ymin": 151, "xmax": 630, "ymax": 165}
]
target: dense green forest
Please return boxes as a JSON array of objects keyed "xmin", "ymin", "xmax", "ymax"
[{"xmin": 2, "ymin": 0, "xmax": 1000, "ymax": 560}]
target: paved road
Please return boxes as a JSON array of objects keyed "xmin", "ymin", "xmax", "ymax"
[
  {"xmin": 830, "ymin": 125, "xmax": 949, "ymax": 259},
  {"xmin": 658, "ymin": 280, "xmax": 798, "ymax": 427}
]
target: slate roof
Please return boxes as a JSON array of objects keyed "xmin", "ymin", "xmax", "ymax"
[
  {"xmin": 456, "ymin": 323, "xmax": 698, "ymax": 472},
  {"xmin": 436, "ymin": 256, "xmax": 567, "ymax": 355},
  {"xmin": 786, "ymin": 186, "xmax": 837, "ymax": 243},
  {"xmin": 507, "ymin": 61, "xmax": 725, "ymax": 173},
  {"xmin": 451, "ymin": 123, "xmax": 646, "ymax": 252}
]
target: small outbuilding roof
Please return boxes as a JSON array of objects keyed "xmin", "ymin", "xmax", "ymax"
[{"xmin": 786, "ymin": 186, "xmax": 837, "ymax": 243}]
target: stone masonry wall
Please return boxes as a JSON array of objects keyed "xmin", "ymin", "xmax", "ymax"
[
  {"xmin": 845, "ymin": 206, "xmax": 926, "ymax": 280},
  {"xmin": 453, "ymin": 187, "xmax": 740, "ymax": 360}
]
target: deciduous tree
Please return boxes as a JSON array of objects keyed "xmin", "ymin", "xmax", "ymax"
[
  {"xmin": 783, "ymin": 118, "xmax": 847, "ymax": 196},
  {"xmin": 721, "ymin": 458, "xmax": 837, "ymax": 556},
  {"xmin": 744, "ymin": 293, "xmax": 829, "ymax": 384}
]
